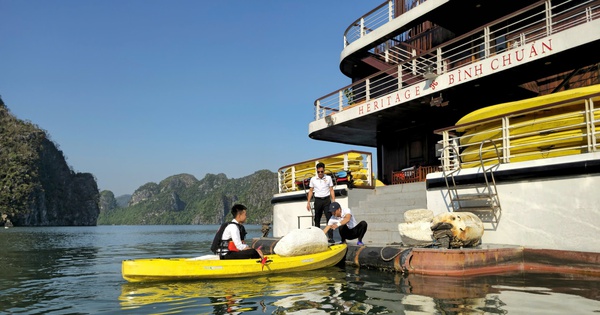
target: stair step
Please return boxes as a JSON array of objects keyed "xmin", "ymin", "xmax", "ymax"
[
  {"xmin": 451, "ymin": 193, "xmax": 494, "ymax": 201},
  {"xmin": 448, "ymin": 183, "xmax": 494, "ymax": 189},
  {"xmin": 359, "ymin": 198, "xmax": 427, "ymax": 209},
  {"xmin": 455, "ymin": 206, "xmax": 498, "ymax": 212},
  {"xmin": 367, "ymin": 190, "xmax": 426, "ymax": 201},
  {"xmin": 374, "ymin": 182, "xmax": 426, "ymax": 195}
]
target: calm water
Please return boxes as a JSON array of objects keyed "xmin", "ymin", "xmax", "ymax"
[{"xmin": 0, "ymin": 225, "xmax": 598, "ymax": 314}]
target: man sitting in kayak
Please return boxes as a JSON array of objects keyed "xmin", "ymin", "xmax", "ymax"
[{"xmin": 212, "ymin": 204, "xmax": 263, "ymax": 260}]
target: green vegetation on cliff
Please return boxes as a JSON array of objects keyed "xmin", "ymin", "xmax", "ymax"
[
  {"xmin": 97, "ymin": 170, "xmax": 277, "ymax": 225},
  {"xmin": 0, "ymin": 98, "xmax": 44, "ymax": 217},
  {"xmin": 0, "ymin": 96, "xmax": 100, "ymax": 226}
]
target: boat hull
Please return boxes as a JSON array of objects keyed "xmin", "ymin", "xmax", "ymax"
[{"xmin": 122, "ymin": 244, "xmax": 347, "ymax": 282}]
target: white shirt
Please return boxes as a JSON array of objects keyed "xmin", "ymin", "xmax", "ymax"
[
  {"xmin": 327, "ymin": 207, "xmax": 357, "ymax": 229},
  {"xmin": 309, "ymin": 175, "xmax": 333, "ymax": 198},
  {"xmin": 221, "ymin": 219, "xmax": 248, "ymax": 250}
]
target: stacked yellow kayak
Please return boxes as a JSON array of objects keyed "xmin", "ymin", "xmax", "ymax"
[
  {"xmin": 456, "ymin": 85, "xmax": 600, "ymax": 167},
  {"xmin": 122, "ymin": 244, "xmax": 347, "ymax": 282},
  {"xmin": 279, "ymin": 151, "xmax": 369, "ymax": 191}
]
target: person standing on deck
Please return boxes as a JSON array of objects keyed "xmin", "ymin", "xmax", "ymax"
[{"xmin": 306, "ymin": 162, "xmax": 335, "ymax": 243}]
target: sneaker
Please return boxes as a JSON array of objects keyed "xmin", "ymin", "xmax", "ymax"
[
  {"xmin": 328, "ymin": 239, "xmax": 335, "ymax": 244},
  {"xmin": 356, "ymin": 241, "xmax": 364, "ymax": 246}
]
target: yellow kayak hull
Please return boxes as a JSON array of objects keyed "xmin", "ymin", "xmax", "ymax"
[
  {"xmin": 455, "ymin": 84, "xmax": 600, "ymax": 167},
  {"xmin": 122, "ymin": 244, "xmax": 347, "ymax": 282},
  {"xmin": 456, "ymin": 84, "xmax": 600, "ymax": 128},
  {"xmin": 461, "ymin": 127, "xmax": 597, "ymax": 162}
]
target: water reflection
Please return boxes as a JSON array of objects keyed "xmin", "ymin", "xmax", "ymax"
[
  {"xmin": 119, "ymin": 267, "xmax": 600, "ymax": 314},
  {"xmin": 120, "ymin": 268, "xmax": 348, "ymax": 314},
  {"xmin": 346, "ymin": 268, "xmax": 600, "ymax": 314}
]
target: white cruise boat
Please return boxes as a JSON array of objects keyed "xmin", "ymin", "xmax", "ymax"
[{"xmin": 272, "ymin": 0, "xmax": 600, "ymax": 256}]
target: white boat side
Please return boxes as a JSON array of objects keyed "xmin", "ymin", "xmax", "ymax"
[{"xmin": 426, "ymin": 152, "xmax": 600, "ymax": 253}]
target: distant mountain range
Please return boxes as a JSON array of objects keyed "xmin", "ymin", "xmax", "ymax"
[
  {"xmin": 98, "ymin": 170, "xmax": 278, "ymax": 225},
  {"xmin": 1, "ymin": 96, "xmax": 277, "ymax": 227}
]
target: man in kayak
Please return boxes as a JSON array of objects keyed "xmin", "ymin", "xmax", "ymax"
[
  {"xmin": 323, "ymin": 202, "xmax": 368, "ymax": 246},
  {"xmin": 212, "ymin": 204, "xmax": 263, "ymax": 259},
  {"xmin": 306, "ymin": 162, "xmax": 336, "ymax": 243}
]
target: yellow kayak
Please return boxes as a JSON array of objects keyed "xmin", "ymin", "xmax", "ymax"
[
  {"xmin": 456, "ymin": 84, "xmax": 600, "ymax": 128},
  {"xmin": 122, "ymin": 244, "xmax": 347, "ymax": 282},
  {"xmin": 461, "ymin": 127, "xmax": 597, "ymax": 162}
]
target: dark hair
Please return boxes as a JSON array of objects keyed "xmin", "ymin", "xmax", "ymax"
[
  {"xmin": 316, "ymin": 162, "xmax": 325, "ymax": 169},
  {"xmin": 231, "ymin": 204, "xmax": 247, "ymax": 217}
]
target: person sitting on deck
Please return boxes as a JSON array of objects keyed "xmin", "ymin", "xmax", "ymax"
[
  {"xmin": 322, "ymin": 202, "xmax": 368, "ymax": 246},
  {"xmin": 212, "ymin": 204, "xmax": 263, "ymax": 259}
]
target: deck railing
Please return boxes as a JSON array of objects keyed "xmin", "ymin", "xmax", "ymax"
[
  {"xmin": 343, "ymin": 0, "xmax": 428, "ymax": 47},
  {"xmin": 316, "ymin": 0, "xmax": 600, "ymax": 121},
  {"xmin": 277, "ymin": 151, "xmax": 373, "ymax": 193},
  {"xmin": 434, "ymin": 88, "xmax": 600, "ymax": 171},
  {"xmin": 392, "ymin": 165, "xmax": 441, "ymax": 184}
]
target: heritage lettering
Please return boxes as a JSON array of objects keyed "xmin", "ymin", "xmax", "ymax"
[{"xmin": 355, "ymin": 38, "xmax": 554, "ymax": 117}]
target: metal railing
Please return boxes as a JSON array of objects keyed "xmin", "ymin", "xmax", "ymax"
[
  {"xmin": 277, "ymin": 150, "xmax": 373, "ymax": 193},
  {"xmin": 434, "ymin": 88, "xmax": 600, "ymax": 171},
  {"xmin": 343, "ymin": 0, "xmax": 428, "ymax": 47},
  {"xmin": 316, "ymin": 0, "xmax": 600, "ymax": 121}
]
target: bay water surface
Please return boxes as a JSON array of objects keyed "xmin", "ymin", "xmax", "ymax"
[{"xmin": 1, "ymin": 225, "xmax": 598, "ymax": 314}]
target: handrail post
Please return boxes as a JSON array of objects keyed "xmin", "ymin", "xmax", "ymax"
[
  {"xmin": 365, "ymin": 79, "xmax": 371, "ymax": 101},
  {"xmin": 360, "ymin": 18, "xmax": 365, "ymax": 37},
  {"xmin": 338, "ymin": 90, "xmax": 343, "ymax": 111},
  {"xmin": 385, "ymin": 42, "xmax": 389, "ymax": 63},
  {"xmin": 411, "ymin": 49, "xmax": 417, "ymax": 75},
  {"xmin": 585, "ymin": 98, "xmax": 597, "ymax": 151},
  {"xmin": 291, "ymin": 166, "xmax": 297, "ymax": 191},
  {"xmin": 316, "ymin": 100, "xmax": 321, "ymax": 120},
  {"xmin": 545, "ymin": 0, "xmax": 553, "ymax": 36},
  {"xmin": 502, "ymin": 117, "xmax": 510, "ymax": 163},
  {"xmin": 366, "ymin": 154, "xmax": 373, "ymax": 186},
  {"xmin": 442, "ymin": 131, "xmax": 450, "ymax": 171},
  {"xmin": 397, "ymin": 64, "xmax": 403, "ymax": 89},
  {"xmin": 436, "ymin": 48, "xmax": 442, "ymax": 74},
  {"xmin": 484, "ymin": 27, "xmax": 491, "ymax": 58},
  {"xmin": 278, "ymin": 171, "xmax": 283, "ymax": 193},
  {"xmin": 388, "ymin": 0, "xmax": 393, "ymax": 22}
]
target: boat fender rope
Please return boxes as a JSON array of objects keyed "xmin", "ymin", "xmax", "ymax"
[
  {"xmin": 380, "ymin": 243, "xmax": 435, "ymax": 262},
  {"xmin": 380, "ymin": 246, "xmax": 409, "ymax": 262}
]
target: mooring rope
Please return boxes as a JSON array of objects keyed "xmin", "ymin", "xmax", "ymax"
[
  {"xmin": 380, "ymin": 246, "xmax": 406, "ymax": 262},
  {"xmin": 379, "ymin": 242, "xmax": 437, "ymax": 262}
]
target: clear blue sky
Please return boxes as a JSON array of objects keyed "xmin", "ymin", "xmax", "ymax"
[{"xmin": 1, "ymin": 1, "xmax": 377, "ymax": 196}]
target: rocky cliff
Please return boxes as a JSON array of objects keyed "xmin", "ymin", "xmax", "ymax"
[{"xmin": 0, "ymin": 97, "xmax": 100, "ymax": 226}]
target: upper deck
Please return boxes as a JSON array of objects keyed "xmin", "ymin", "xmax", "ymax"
[{"xmin": 310, "ymin": 0, "xmax": 600, "ymax": 150}]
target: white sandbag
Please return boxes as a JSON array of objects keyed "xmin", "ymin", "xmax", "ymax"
[
  {"xmin": 403, "ymin": 208, "xmax": 434, "ymax": 223},
  {"xmin": 274, "ymin": 226, "xmax": 329, "ymax": 257},
  {"xmin": 398, "ymin": 221, "xmax": 434, "ymax": 245},
  {"xmin": 431, "ymin": 212, "xmax": 484, "ymax": 247}
]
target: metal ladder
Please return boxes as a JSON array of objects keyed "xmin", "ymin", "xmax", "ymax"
[{"xmin": 442, "ymin": 140, "xmax": 502, "ymax": 229}]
